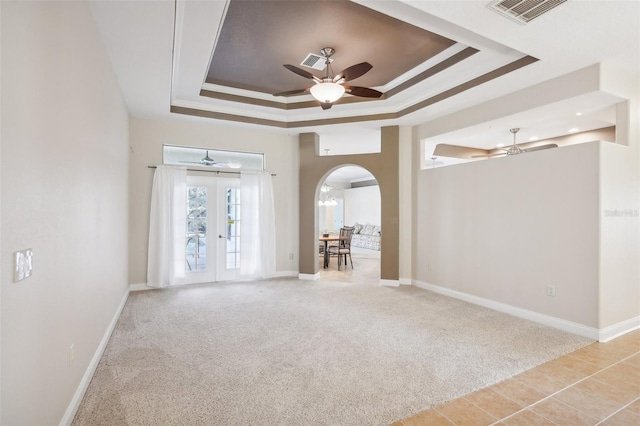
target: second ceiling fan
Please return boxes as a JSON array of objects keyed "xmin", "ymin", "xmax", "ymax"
[
  {"xmin": 472, "ymin": 128, "xmax": 558, "ymax": 158},
  {"xmin": 274, "ymin": 47, "xmax": 383, "ymax": 110},
  {"xmin": 180, "ymin": 150, "xmax": 239, "ymax": 168}
]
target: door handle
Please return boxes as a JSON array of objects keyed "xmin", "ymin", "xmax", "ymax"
[{"xmin": 218, "ymin": 235, "xmax": 226, "ymax": 239}]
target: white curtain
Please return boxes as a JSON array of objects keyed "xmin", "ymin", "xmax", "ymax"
[
  {"xmin": 147, "ymin": 165, "xmax": 187, "ymax": 287},
  {"xmin": 240, "ymin": 170, "xmax": 276, "ymax": 278}
]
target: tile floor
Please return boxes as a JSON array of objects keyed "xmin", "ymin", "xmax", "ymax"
[
  {"xmin": 318, "ymin": 249, "xmax": 380, "ymax": 285},
  {"xmin": 393, "ymin": 329, "xmax": 640, "ymax": 426},
  {"xmin": 318, "ymin": 251, "xmax": 640, "ymax": 425}
]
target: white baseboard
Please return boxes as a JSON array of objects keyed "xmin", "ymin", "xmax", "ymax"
[
  {"xmin": 129, "ymin": 282, "xmax": 150, "ymax": 292},
  {"xmin": 298, "ymin": 272, "xmax": 320, "ymax": 280},
  {"xmin": 131, "ymin": 270, "xmax": 298, "ymax": 291},
  {"xmin": 270, "ymin": 270, "xmax": 298, "ymax": 278},
  {"xmin": 412, "ymin": 280, "xmax": 601, "ymax": 341},
  {"xmin": 598, "ymin": 316, "xmax": 640, "ymax": 342},
  {"xmin": 59, "ymin": 289, "xmax": 129, "ymax": 426},
  {"xmin": 380, "ymin": 279, "xmax": 400, "ymax": 287},
  {"xmin": 399, "ymin": 278, "xmax": 412, "ymax": 286}
]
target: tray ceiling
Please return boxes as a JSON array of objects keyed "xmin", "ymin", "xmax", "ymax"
[
  {"xmin": 170, "ymin": 0, "xmax": 538, "ymax": 127},
  {"xmin": 89, "ymin": 0, "xmax": 639, "ymax": 148},
  {"xmin": 206, "ymin": 0, "xmax": 456, "ymax": 94}
]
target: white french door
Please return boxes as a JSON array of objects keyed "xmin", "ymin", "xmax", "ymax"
[{"xmin": 183, "ymin": 176, "xmax": 240, "ymax": 284}]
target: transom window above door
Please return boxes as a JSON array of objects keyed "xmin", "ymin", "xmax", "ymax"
[{"xmin": 163, "ymin": 145, "xmax": 264, "ymax": 171}]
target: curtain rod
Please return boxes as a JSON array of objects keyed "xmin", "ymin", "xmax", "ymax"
[{"xmin": 147, "ymin": 166, "xmax": 275, "ymax": 176}]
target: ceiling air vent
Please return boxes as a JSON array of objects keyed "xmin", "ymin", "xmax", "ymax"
[
  {"xmin": 488, "ymin": 0, "xmax": 567, "ymax": 24},
  {"xmin": 300, "ymin": 53, "xmax": 332, "ymax": 71}
]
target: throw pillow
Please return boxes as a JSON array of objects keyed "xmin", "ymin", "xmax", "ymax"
[{"xmin": 361, "ymin": 224, "xmax": 374, "ymax": 235}]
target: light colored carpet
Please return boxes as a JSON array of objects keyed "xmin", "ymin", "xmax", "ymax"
[{"xmin": 73, "ymin": 278, "xmax": 592, "ymax": 425}]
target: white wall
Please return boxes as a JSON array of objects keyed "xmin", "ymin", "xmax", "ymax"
[
  {"xmin": 414, "ymin": 65, "xmax": 603, "ymax": 142},
  {"xmin": 319, "ymin": 128, "xmax": 381, "ymax": 155},
  {"xmin": 411, "ymin": 63, "xmax": 640, "ymax": 337},
  {"xmin": 599, "ymin": 143, "xmax": 640, "ymax": 329},
  {"xmin": 318, "ymin": 191, "xmax": 344, "ymax": 233},
  {"xmin": 415, "ymin": 143, "xmax": 602, "ymax": 327},
  {"xmin": 129, "ymin": 117, "xmax": 299, "ymax": 284},
  {"xmin": 1, "ymin": 2, "xmax": 130, "ymax": 424},
  {"xmin": 344, "ymin": 185, "xmax": 381, "ymax": 227}
]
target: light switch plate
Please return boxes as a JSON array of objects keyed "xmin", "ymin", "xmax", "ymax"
[{"xmin": 14, "ymin": 249, "xmax": 33, "ymax": 282}]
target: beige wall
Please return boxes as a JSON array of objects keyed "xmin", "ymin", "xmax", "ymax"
[
  {"xmin": 128, "ymin": 118, "xmax": 299, "ymax": 284},
  {"xmin": 398, "ymin": 126, "xmax": 413, "ymax": 283},
  {"xmin": 414, "ymin": 142, "xmax": 601, "ymax": 327},
  {"xmin": 298, "ymin": 127, "xmax": 400, "ymax": 282},
  {"xmin": 1, "ymin": 2, "xmax": 130, "ymax": 424}
]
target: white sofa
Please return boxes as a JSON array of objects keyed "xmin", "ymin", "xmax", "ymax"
[{"xmin": 350, "ymin": 223, "xmax": 381, "ymax": 251}]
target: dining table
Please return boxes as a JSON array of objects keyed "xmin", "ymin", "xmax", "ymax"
[{"xmin": 318, "ymin": 235, "xmax": 345, "ymax": 269}]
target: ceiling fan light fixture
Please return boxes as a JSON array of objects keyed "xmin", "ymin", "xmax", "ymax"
[
  {"xmin": 506, "ymin": 146, "xmax": 524, "ymax": 155},
  {"xmin": 277, "ymin": 47, "xmax": 380, "ymax": 108},
  {"xmin": 310, "ymin": 81, "xmax": 345, "ymax": 103}
]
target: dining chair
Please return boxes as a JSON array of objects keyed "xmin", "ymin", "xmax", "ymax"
[{"xmin": 328, "ymin": 226, "xmax": 355, "ymax": 270}]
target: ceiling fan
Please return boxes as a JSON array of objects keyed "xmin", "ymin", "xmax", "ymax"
[
  {"xmin": 273, "ymin": 47, "xmax": 383, "ymax": 110},
  {"xmin": 180, "ymin": 150, "xmax": 241, "ymax": 168},
  {"xmin": 472, "ymin": 128, "xmax": 558, "ymax": 158}
]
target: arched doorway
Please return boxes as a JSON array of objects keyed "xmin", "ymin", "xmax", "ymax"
[
  {"xmin": 298, "ymin": 127, "xmax": 400, "ymax": 285},
  {"xmin": 317, "ymin": 166, "xmax": 381, "ymax": 283}
]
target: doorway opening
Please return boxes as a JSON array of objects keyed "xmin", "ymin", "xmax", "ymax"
[{"xmin": 318, "ymin": 165, "xmax": 380, "ymax": 284}]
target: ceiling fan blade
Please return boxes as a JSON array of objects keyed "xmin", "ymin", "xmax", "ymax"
[
  {"xmin": 283, "ymin": 64, "xmax": 321, "ymax": 82},
  {"xmin": 523, "ymin": 143, "xmax": 558, "ymax": 152},
  {"xmin": 345, "ymin": 86, "xmax": 383, "ymax": 98},
  {"xmin": 320, "ymin": 102, "xmax": 333, "ymax": 110},
  {"xmin": 471, "ymin": 152, "xmax": 507, "ymax": 158},
  {"xmin": 273, "ymin": 88, "xmax": 309, "ymax": 97},
  {"xmin": 180, "ymin": 160, "xmax": 227, "ymax": 167},
  {"xmin": 333, "ymin": 62, "xmax": 372, "ymax": 83}
]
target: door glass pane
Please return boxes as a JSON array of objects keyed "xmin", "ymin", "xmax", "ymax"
[
  {"xmin": 226, "ymin": 187, "xmax": 240, "ymax": 270},
  {"xmin": 186, "ymin": 187, "xmax": 207, "ymax": 272}
]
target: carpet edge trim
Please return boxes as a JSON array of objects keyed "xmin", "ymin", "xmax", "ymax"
[{"xmin": 59, "ymin": 289, "xmax": 130, "ymax": 426}]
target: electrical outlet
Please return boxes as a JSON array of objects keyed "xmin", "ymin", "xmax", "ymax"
[
  {"xmin": 428, "ymin": 263, "xmax": 433, "ymax": 272},
  {"xmin": 69, "ymin": 344, "xmax": 75, "ymax": 365},
  {"xmin": 546, "ymin": 285, "xmax": 556, "ymax": 297},
  {"xmin": 289, "ymin": 253, "xmax": 294, "ymax": 260}
]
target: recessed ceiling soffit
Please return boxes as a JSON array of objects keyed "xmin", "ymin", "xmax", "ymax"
[{"xmin": 170, "ymin": 0, "xmax": 538, "ymax": 127}]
